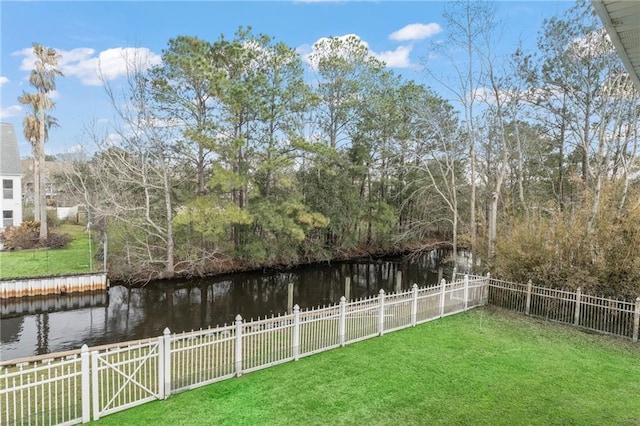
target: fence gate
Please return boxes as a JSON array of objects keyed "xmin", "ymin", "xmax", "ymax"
[{"xmin": 91, "ymin": 338, "xmax": 165, "ymax": 420}]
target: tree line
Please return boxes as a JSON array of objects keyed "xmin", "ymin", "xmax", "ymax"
[{"xmin": 24, "ymin": 1, "xmax": 639, "ymax": 295}]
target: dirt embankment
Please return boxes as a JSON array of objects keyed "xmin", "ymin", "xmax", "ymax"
[{"xmin": 110, "ymin": 239, "xmax": 460, "ymax": 285}]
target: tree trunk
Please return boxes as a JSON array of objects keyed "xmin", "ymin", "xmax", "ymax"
[
  {"xmin": 37, "ymin": 103, "xmax": 48, "ymax": 240},
  {"xmin": 163, "ymin": 168, "xmax": 175, "ymax": 279}
]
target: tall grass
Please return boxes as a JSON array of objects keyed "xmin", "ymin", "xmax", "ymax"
[{"xmin": 94, "ymin": 308, "xmax": 640, "ymax": 425}]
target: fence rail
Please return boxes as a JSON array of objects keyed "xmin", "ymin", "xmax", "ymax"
[
  {"xmin": 2, "ymin": 273, "xmax": 638, "ymax": 425},
  {"xmin": 459, "ymin": 273, "xmax": 640, "ymax": 341}
]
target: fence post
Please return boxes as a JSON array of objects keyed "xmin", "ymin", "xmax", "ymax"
[
  {"xmin": 464, "ymin": 274, "xmax": 469, "ymax": 310},
  {"xmin": 287, "ymin": 282, "xmax": 294, "ymax": 313},
  {"xmin": 235, "ymin": 315, "xmax": 243, "ymax": 377},
  {"xmin": 81, "ymin": 345, "xmax": 90, "ymax": 423},
  {"xmin": 574, "ymin": 288, "xmax": 582, "ymax": 326},
  {"xmin": 293, "ymin": 305, "xmax": 300, "ymax": 360},
  {"xmin": 157, "ymin": 335, "xmax": 165, "ymax": 400},
  {"xmin": 162, "ymin": 328, "xmax": 171, "ymax": 398},
  {"xmin": 633, "ymin": 297, "xmax": 640, "ymax": 343},
  {"xmin": 484, "ymin": 273, "xmax": 491, "ymax": 304},
  {"xmin": 439, "ymin": 279, "xmax": 446, "ymax": 317},
  {"xmin": 411, "ymin": 284, "xmax": 418, "ymax": 326},
  {"xmin": 91, "ymin": 351, "xmax": 100, "ymax": 421},
  {"xmin": 339, "ymin": 297, "xmax": 346, "ymax": 346},
  {"xmin": 395, "ymin": 270, "xmax": 402, "ymax": 294},
  {"xmin": 378, "ymin": 289, "xmax": 386, "ymax": 336},
  {"xmin": 525, "ymin": 280, "xmax": 533, "ymax": 315},
  {"xmin": 344, "ymin": 277, "xmax": 351, "ymax": 301}
]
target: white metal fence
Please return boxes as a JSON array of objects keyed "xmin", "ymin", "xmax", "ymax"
[
  {"xmin": 0, "ymin": 275, "xmax": 487, "ymax": 425},
  {"xmin": 462, "ymin": 274, "xmax": 640, "ymax": 342}
]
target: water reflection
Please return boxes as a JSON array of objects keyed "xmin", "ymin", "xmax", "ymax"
[{"xmin": 0, "ymin": 251, "xmax": 465, "ymax": 361}]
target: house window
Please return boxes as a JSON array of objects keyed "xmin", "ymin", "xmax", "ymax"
[
  {"xmin": 2, "ymin": 180, "xmax": 12, "ymax": 199},
  {"xmin": 2, "ymin": 210, "xmax": 13, "ymax": 228}
]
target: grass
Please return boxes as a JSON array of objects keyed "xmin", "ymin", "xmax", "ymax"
[
  {"xmin": 94, "ymin": 307, "xmax": 640, "ymax": 426},
  {"xmin": 0, "ymin": 223, "xmax": 95, "ymax": 278}
]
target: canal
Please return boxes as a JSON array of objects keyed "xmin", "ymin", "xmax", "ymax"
[{"xmin": 1, "ymin": 250, "xmax": 468, "ymax": 361}]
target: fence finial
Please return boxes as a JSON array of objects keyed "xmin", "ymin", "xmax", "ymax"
[{"xmin": 163, "ymin": 327, "xmax": 171, "ymax": 336}]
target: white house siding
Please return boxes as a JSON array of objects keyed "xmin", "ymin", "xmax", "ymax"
[
  {"xmin": 0, "ymin": 123, "xmax": 24, "ymax": 232},
  {"xmin": 1, "ymin": 176, "xmax": 23, "ymax": 229}
]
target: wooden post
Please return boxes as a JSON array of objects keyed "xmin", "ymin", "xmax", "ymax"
[
  {"xmin": 440, "ymin": 278, "xmax": 447, "ymax": 317},
  {"xmin": 378, "ymin": 289, "xmax": 385, "ymax": 336},
  {"xmin": 437, "ymin": 267, "xmax": 443, "ymax": 285},
  {"xmin": 395, "ymin": 270, "xmax": 402, "ymax": 294},
  {"xmin": 293, "ymin": 305, "xmax": 300, "ymax": 359},
  {"xmin": 287, "ymin": 282, "xmax": 294, "ymax": 313},
  {"xmin": 339, "ymin": 297, "xmax": 346, "ymax": 347},
  {"xmin": 574, "ymin": 287, "xmax": 582, "ymax": 326},
  {"xmin": 525, "ymin": 280, "xmax": 533, "ymax": 315},
  {"xmin": 235, "ymin": 315, "xmax": 243, "ymax": 376},
  {"xmin": 633, "ymin": 297, "xmax": 640, "ymax": 343},
  {"xmin": 103, "ymin": 231, "xmax": 108, "ymax": 272},
  {"xmin": 344, "ymin": 277, "xmax": 351, "ymax": 301}
]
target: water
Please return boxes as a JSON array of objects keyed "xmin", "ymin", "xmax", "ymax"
[{"xmin": 1, "ymin": 250, "xmax": 468, "ymax": 361}]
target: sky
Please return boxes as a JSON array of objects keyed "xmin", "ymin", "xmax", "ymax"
[{"xmin": 0, "ymin": 1, "xmax": 574, "ymax": 157}]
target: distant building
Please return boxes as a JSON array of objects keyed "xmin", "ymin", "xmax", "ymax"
[
  {"xmin": 0, "ymin": 123, "xmax": 23, "ymax": 231},
  {"xmin": 21, "ymin": 158, "xmax": 75, "ymax": 208}
]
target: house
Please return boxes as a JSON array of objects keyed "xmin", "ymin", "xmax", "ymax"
[
  {"xmin": 21, "ymin": 158, "xmax": 75, "ymax": 207},
  {"xmin": 0, "ymin": 123, "xmax": 23, "ymax": 231}
]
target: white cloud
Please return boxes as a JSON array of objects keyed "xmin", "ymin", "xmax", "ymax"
[
  {"xmin": 66, "ymin": 144, "xmax": 85, "ymax": 154},
  {"xmin": 390, "ymin": 23, "xmax": 442, "ymax": 41},
  {"xmin": 303, "ymin": 34, "xmax": 413, "ymax": 69},
  {"xmin": 0, "ymin": 105, "xmax": 22, "ymax": 119},
  {"xmin": 304, "ymin": 34, "xmax": 370, "ymax": 67},
  {"xmin": 372, "ymin": 45, "xmax": 412, "ymax": 68},
  {"xmin": 567, "ymin": 28, "xmax": 612, "ymax": 61},
  {"xmin": 0, "ymin": 76, "xmax": 8, "ymax": 86},
  {"xmin": 13, "ymin": 46, "xmax": 161, "ymax": 86}
]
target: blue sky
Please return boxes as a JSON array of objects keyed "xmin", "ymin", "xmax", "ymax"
[{"xmin": 1, "ymin": 1, "xmax": 573, "ymax": 157}]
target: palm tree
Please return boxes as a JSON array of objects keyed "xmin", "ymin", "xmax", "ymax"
[{"xmin": 18, "ymin": 43, "xmax": 63, "ymax": 240}]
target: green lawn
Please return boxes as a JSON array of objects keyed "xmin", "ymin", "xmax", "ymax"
[
  {"xmin": 0, "ymin": 223, "xmax": 96, "ymax": 278},
  {"xmin": 94, "ymin": 307, "xmax": 640, "ymax": 425}
]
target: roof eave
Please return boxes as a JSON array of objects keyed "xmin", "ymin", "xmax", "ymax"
[{"xmin": 591, "ymin": 0, "xmax": 640, "ymax": 92}]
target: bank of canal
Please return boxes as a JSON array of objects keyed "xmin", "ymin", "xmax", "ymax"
[{"xmin": 1, "ymin": 250, "xmax": 470, "ymax": 361}]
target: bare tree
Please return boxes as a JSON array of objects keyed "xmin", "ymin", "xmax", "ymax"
[{"xmin": 67, "ymin": 52, "xmax": 178, "ymax": 281}]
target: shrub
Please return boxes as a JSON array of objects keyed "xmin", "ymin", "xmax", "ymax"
[
  {"xmin": 43, "ymin": 233, "xmax": 73, "ymax": 249},
  {"xmin": 0, "ymin": 221, "xmax": 40, "ymax": 250},
  {"xmin": 20, "ymin": 210, "xmax": 59, "ymax": 228},
  {"xmin": 0, "ymin": 221, "xmax": 72, "ymax": 250}
]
